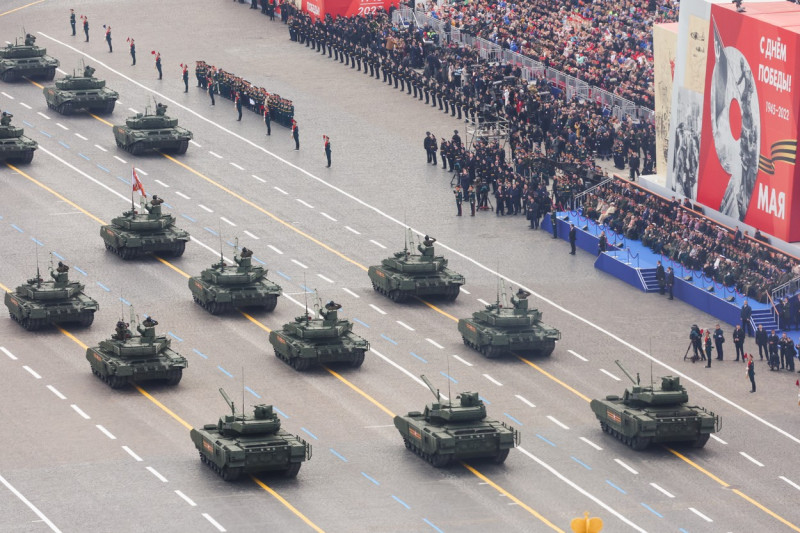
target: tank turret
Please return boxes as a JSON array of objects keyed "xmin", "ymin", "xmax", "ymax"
[
  {"xmin": 112, "ymin": 102, "xmax": 192, "ymax": 155},
  {"xmin": 589, "ymin": 360, "xmax": 721, "ymax": 450},
  {"xmin": 86, "ymin": 308, "xmax": 187, "ymax": 389},
  {"xmin": 393, "ymin": 375, "xmax": 519, "ymax": 467},
  {"xmin": 4, "ymin": 256, "xmax": 98, "ymax": 330},
  {"xmin": 368, "ymin": 229, "xmax": 465, "ymax": 302},
  {"xmin": 101, "ymin": 195, "xmax": 190, "ymax": 259},
  {"xmin": 0, "ymin": 111, "xmax": 37, "ymax": 163},
  {"xmin": 458, "ymin": 280, "xmax": 561, "ymax": 358},
  {"xmin": 0, "ymin": 33, "xmax": 59, "ymax": 82},
  {"xmin": 44, "ymin": 64, "xmax": 118, "ymax": 115},
  {"xmin": 269, "ymin": 291, "xmax": 369, "ymax": 370},
  {"xmin": 190, "ymin": 388, "xmax": 312, "ymax": 481},
  {"xmin": 189, "ymin": 240, "xmax": 282, "ymax": 314}
]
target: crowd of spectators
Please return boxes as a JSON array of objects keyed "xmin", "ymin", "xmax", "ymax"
[
  {"xmin": 194, "ymin": 60, "xmax": 295, "ymax": 126},
  {"xmin": 580, "ymin": 179, "xmax": 800, "ymax": 303}
]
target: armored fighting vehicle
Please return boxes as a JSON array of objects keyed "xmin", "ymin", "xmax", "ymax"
[
  {"xmin": 4, "ymin": 258, "xmax": 98, "ymax": 331},
  {"xmin": 368, "ymin": 230, "xmax": 465, "ymax": 302},
  {"xmin": 190, "ymin": 388, "xmax": 312, "ymax": 481},
  {"xmin": 394, "ymin": 375, "xmax": 519, "ymax": 467},
  {"xmin": 0, "ymin": 33, "xmax": 59, "ymax": 82},
  {"xmin": 101, "ymin": 195, "xmax": 190, "ymax": 259},
  {"xmin": 0, "ymin": 111, "xmax": 37, "ymax": 163},
  {"xmin": 112, "ymin": 102, "xmax": 193, "ymax": 155},
  {"xmin": 85, "ymin": 310, "xmax": 188, "ymax": 389},
  {"xmin": 590, "ymin": 360, "xmax": 720, "ymax": 450},
  {"xmin": 458, "ymin": 282, "xmax": 561, "ymax": 358},
  {"xmin": 189, "ymin": 241, "xmax": 282, "ymax": 314},
  {"xmin": 269, "ymin": 293, "xmax": 369, "ymax": 371},
  {"xmin": 43, "ymin": 65, "xmax": 118, "ymax": 115}
]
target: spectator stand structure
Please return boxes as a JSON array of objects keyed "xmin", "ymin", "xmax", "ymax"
[{"xmin": 542, "ymin": 175, "xmax": 800, "ymax": 335}]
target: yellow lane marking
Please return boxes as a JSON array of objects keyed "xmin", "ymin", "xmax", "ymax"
[
  {"xmin": 324, "ymin": 367, "xmax": 395, "ymax": 418},
  {"xmin": 90, "ymin": 113, "xmax": 113, "ymax": 126},
  {"xmin": 665, "ymin": 448, "xmax": 729, "ymax": 487},
  {"xmin": 515, "ymin": 355, "xmax": 592, "ymax": 403},
  {"xmin": 251, "ymin": 476, "xmax": 325, "ymax": 533},
  {"xmin": 241, "ymin": 311, "xmax": 272, "ymax": 332},
  {"xmin": 732, "ymin": 489, "xmax": 800, "ymax": 533},
  {"xmin": 0, "ymin": 0, "xmax": 45, "ymax": 17},
  {"xmin": 417, "ymin": 298, "xmax": 458, "ymax": 321},
  {"xmin": 462, "ymin": 463, "xmax": 564, "ymax": 533},
  {"xmin": 134, "ymin": 385, "xmax": 193, "ymax": 430},
  {"xmin": 56, "ymin": 325, "xmax": 88, "ymax": 349},
  {"xmin": 27, "ymin": 79, "xmax": 43, "ymax": 89},
  {"xmin": 0, "ymin": 281, "xmax": 10, "ymax": 292},
  {"xmin": 153, "ymin": 255, "xmax": 190, "ymax": 278}
]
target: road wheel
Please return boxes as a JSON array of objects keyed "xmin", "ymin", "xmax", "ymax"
[
  {"xmin": 350, "ymin": 350, "xmax": 365, "ymax": 368},
  {"xmin": 18, "ymin": 150, "xmax": 34, "ymax": 164},
  {"xmin": 221, "ymin": 466, "xmax": 241, "ymax": 482},
  {"xmin": 175, "ymin": 140, "xmax": 188, "ymax": 154},
  {"xmin": 291, "ymin": 357, "xmax": 310, "ymax": 372},
  {"xmin": 430, "ymin": 454, "xmax": 451, "ymax": 468},
  {"xmin": 172, "ymin": 241, "xmax": 186, "ymax": 257},
  {"xmin": 131, "ymin": 143, "xmax": 144, "ymax": 155},
  {"xmin": 539, "ymin": 341, "xmax": 556, "ymax": 357},
  {"xmin": 79, "ymin": 311, "xmax": 95, "ymax": 327},
  {"xmin": 60, "ymin": 102, "xmax": 73, "ymax": 115},
  {"xmin": 283, "ymin": 463, "xmax": 301, "ymax": 478},
  {"xmin": 166, "ymin": 369, "xmax": 183, "ymax": 386}
]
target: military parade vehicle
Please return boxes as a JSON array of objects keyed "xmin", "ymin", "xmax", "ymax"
[
  {"xmin": 189, "ymin": 240, "xmax": 282, "ymax": 314},
  {"xmin": 4, "ymin": 257, "xmax": 98, "ymax": 331},
  {"xmin": 458, "ymin": 281, "xmax": 561, "ymax": 358},
  {"xmin": 0, "ymin": 111, "xmax": 37, "ymax": 163},
  {"xmin": 394, "ymin": 375, "xmax": 519, "ymax": 467},
  {"xmin": 101, "ymin": 195, "xmax": 189, "ymax": 259},
  {"xmin": 368, "ymin": 229, "xmax": 465, "ymax": 302},
  {"xmin": 269, "ymin": 293, "xmax": 369, "ymax": 371},
  {"xmin": 112, "ymin": 102, "xmax": 193, "ymax": 155},
  {"xmin": 85, "ymin": 309, "xmax": 188, "ymax": 389},
  {"xmin": 190, "ymin": 388, "xmax": 312, "ymax": 481},
  {"xmin": 43, "ymin": 65, "xmax": 119, "ymax": 115},
  {"xmin": 590, "ymin": 360, "xmax": 720, "ymax": 450},
  {"xmin": 0, "ymin": 33, "xmax": 59, "ymax": 82}
]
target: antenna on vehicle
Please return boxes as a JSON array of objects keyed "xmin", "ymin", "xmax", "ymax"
[
  {"xmin": 303, "ymin": 273, "xmax": 309, "ymax": 323},
  {"xmin": 34, "ymin": 243, "xmax": 41, "ymax": 287},
  {"xmin": 447, "ymin": 355, "xmax": 452, "ymax": 409},
  {"xmin": 217, "ymin": 224, "xmax": 224, "ymax": 269},
  {"xmin": 242, "ymin": 365, "xmax": 245, "ymax": 422},
  {"xmin": 649, "ymin": 339, "xmax": 654, "ymax": 388}
]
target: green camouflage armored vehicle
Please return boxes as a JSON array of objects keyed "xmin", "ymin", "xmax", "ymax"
[
  {"xmin": 458, "ymin": 282, "xmax": 561, "ymax": 358},
  {"xmin": 368, "ymin": 229, "xmax": 465, "ymax": 302},
  {"xmin": 269, "ymin": 293, "xmax": 369, "ymax": 371},
  {"xmin": 189, "ymin": 241, "xmax": 281, "ymax": 314},
  {"xmin": 4, "ymin": 258, "xmax": 98, "ymax": 331},
  {"xmin": 0, "ymin": 34, "xmax": 59, "ymax": 82},
  {"xmin": 0, "ymin": 111, "xmax": 37, "ymax": 163},
  {"xmin": 394, "ymin": 375, "xmax": 519, "ymax": 467},
  {"xmin": 101, "ymin": 195, "xmax": 189, "ymax": 259},
  {"xmin": 590, "ymin": 360, "xmax": 720, "ymax": 450},
  {"xmin": 190, "ymin": 388, "xmax": 312, "ymax": 481},
  {"xmin": 86, "ymin": 311, "xmax": 187, "ymax": 389},
  {"xmin": 112, "ymin": 102, "xmax": 192, "ymax": 155},
  {"xmin": 43, "ymin": 65, "xmax": 118, "ymax": 115}
]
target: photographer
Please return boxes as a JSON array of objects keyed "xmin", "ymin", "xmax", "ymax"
[{"xmin": 689, "ymin": 325, "xmax": 705, "ymax": 362}]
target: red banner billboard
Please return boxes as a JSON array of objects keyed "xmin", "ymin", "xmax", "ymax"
[
  {"xmin": 302, "ymin": 0, "xmax": 392, "ymax": 20},
  {"xmin": 696, "ymin": 3, "xmax": 800, "ymax": 241}
]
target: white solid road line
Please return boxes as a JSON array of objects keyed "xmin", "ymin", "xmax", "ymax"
[
  {"xmin": 515, "ymin": 395, "xmax": 535, "ymax": 408},
  {"xmin": 342, "ymin": 288, "xmax": 359, "ymax": 298},
  {"xmin": 688, "ymin": 507, "xmax": 713, "ymax": 522},
  {"xmin": 96, "ymin": 425, "xmax": 117, "ymax": 440},
  {"xmin": 122, "ymin": 445, "xmax": 143, "ymax": 462},
  {"xmin": 71, "ymin": 404, "xmax": 91, "ymax": 420},
  {"xmin": 243, "ymin": 230, "xmax": 259, "ymax": 240},
  {"xmin": 369, "ymin": 304, "xmax": 387, "ymax": 315},
  {"xmin": 579, "ymin": 437, "xmax": 602, "ymax": 451},
  {"xmin": 483, "ymin": 374, "xmax": 503, "ymax": 386},
  {"xmin": 452, "ymin": 355, "xmax": 473, "ymax": 367},
  {"xmin": 614, "ymin": 458, "xmax": 638, "ymax": 475},
  {"xmin": 649, "ymin": 482, "xmax": 675, "ymax": 498},
  {"xmin": 174, "ymin": 490, "xmax": 197, "ymax": 506},
  {"xmin": 568, "ymin": 349, "xmax": 588, "ymax": 361},
  {"xmin": 546, "ymin": 415, "xmax": 569, "ymax": 430},
  {"xmin": 146, "ymin": 466, "xmax": 168, "ymax": 483},
  {"xmin": 426, "ymin": 338, "xmax": 444, "ymax": 349},
  {"xmin": 1, "ymin": 347, "xmax": 18, "ymax": 360},
  {"xmin": 46, "ymin": 385, "xmax": 66, "ymax": 400},
  {"xmin": 517, "ymin": 447, "xmax": 646, "ymax": 533},
  {"xmin": 396, "ymin": 320, "xmax": 415, "ymax": 331},
  {"xmin": 22, "ymin": 365, "xmax": 41, "ymax": 379},
  {"xmin": 600, "ymin": 368, "xmax": 622, "ymax": 381},
  {"xmin": 202, "ymin": 513, "xmax": 227, "ymax": 532},
  {"xmin": 739, "ymin": 451, "xmax": 765, "ymax": 467},
  {"xmin": 710, "ymin": 434, "xmax": 727, "ymax": 445},
  {"xmin": 779, "ymin": 476, "xmax": 800, "ymax": 491},
  {"xmin": 0, "ymin": 474, "xmax": 62, "ymax": 533}
]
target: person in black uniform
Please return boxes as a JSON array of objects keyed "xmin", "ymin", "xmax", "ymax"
[
  {"xmin": 424, "ymin": 132, "xmax": 432, "ymax": 163},
  {"xmin": 235, "ymin": 92, "xmax": 243, "ymax": 120},
  {"xmin": 70, "ymin": 9, "xmax": 76, "ymax": 36},
  {"xmin": 182, "ymin": 64, "xmax": 189, "ymax": 92},
  {"xmin": 597, "ymin": 231, "xmax": 607, "ymax": 255},
  {"xmin": 768, "ymin": 330, "xmax": 780, "ymax": 370},
  {"xmin": 208, "ymin": 74, "xmax": 216, "ymax": 105},
  {"xmin": 666, "ymin": 267, "xmax": 674, "ymax": 300},
  {"xmin": 568, "ymin": 223, "xmax": 576, "ymax": 254},
  {"xmin": 263, "ymin": 105, "xmax": 271, "ymax": 136},
  {"xmin": 429, "ymin": 135, "xmax": 437, "ymax": 166},
  {"xmin": 453, "ymin": 185, "xmax": 463, "ymax": 216},
  {"xmin": 656, "ymin": 260, "xmax": 665, "ymax": 295},
  {"xmin": 129, "ymin": 38, "xmax": 136, "ymax": 65},
  {"xmin": 291, "ymin": 119, "xmax": 299, "ymax": 150},
  {"xmin": 755, "ymin": 325, "xmax": 768, "ymax": 360},
  {"xmin": 105, "ymin": 25, "xmax": 112, "ymax": 52},
  {"xmin": 468, "ymin": 185, "xmax": 476, "ymax": 216},
  {"xmin": 732, "ymin": 325, "xmax": 745, "ymax": 361},
  {"xmin": 741, "ymin": 300, "xmax": 753, "ymax": 336},
  {"xmin": 713, "ymin": 324, "xmax": 725, "ymax": 361},
  {"xmin": 323, "ymin": 135, "xmax": 331, "ymax": 167}
]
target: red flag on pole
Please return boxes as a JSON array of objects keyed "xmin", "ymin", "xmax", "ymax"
[{"xmin": 131, "ymin": 167, "xmax": 146, "ymax": 198}]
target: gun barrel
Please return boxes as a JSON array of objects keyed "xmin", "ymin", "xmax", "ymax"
[
  {"xmin": 420, "ymin": 375, "xmax": 440, "ymax": 401},
  {"xmin": 219, "ymin": 388, "xmax": 236, "ymax": 414},
  {"xmin": 615, "ymin": 360, "xmax": 638, "ymax": 384}
]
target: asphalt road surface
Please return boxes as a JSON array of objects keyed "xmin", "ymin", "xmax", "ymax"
[{"xmin": 1, "ymin": 1, "xmax": 800, "ymax": 532}]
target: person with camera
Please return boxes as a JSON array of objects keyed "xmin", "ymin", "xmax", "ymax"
[{"xmin": 689, "ymin": 325, "xmax": 705, "ymax": 363}]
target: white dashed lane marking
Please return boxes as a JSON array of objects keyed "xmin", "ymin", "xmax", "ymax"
[
  {"xmin": 297, "ymin": 199, "xmax": 314, "ymax": 209},
  {"xmin": 0, "ymin": 92, "xmax": 13, "ymax": 99},
  {"xmin": 483, "ymin": 374, "xmax": 503, "ymax": 386},
  {"xmin": 46, "ymin": 385, "xmax": 66, "ymax": 399},
  {"xmin": 426, "ymin": 338, "xmax": 444, "ymax": 349},
  {"xmin": 321, "ymin": 212, "xmax": 337, "ymax": 221},
  {"xmin": 75, "ymin": 133, "xmax": 88, "ymax": 140},
  {"xmin": 579, "ymin": 437, "xmax": 601, "ymax": 450},
  {"xmin": 600, "ymin": 368, "xmax": 621, "ymax": 381},
  {"xmin": 71, "ymin": 404, "xmax": 91, "ymax": 420},
  {"xmin": 122, "ymin": 446, "xmax": 143, "ymax": 462},
  {"xmin": 396, "ymin": 320, "xmax": 414, "ymax": 331},
  {"xmin": 273, "ymin": 186, "xmax": 287, "ymax": 195},
  {"xmin": 127, "ymin": 107, "xmax": 138, "ymax": 113},
  {"xmin": 370, "ymin": 239, "xmax": 386, "ymax": 249},
  {"xmin": 780, "ymin": 476, "xmax": 800, "ymax": 491},
  {"xmin": 55, "ymin": 121, "xmax": 67, "ymax": 129},
  {"xmin": 291, "ymin": 259, "xmax": 308, "ymax": 269},
  {"xmin": 546, "ymin": 415, "xmax": 569, "ymax": 430},
  {"xmin": 342, "ymin": 288, "xmax": 359, "ymax": 298},
  {"xmin": 452, "ymin": 354, "xmax": 472, "ymax": 366},
  {"xmin": 134, "ymin": 167, "xmax": 147, "ymax": 175},
  {"xmin": 220, "ymin": 217, "xmax": 236, "ymax": 227},
  {"xmin": 251, "ymin": 174, "xmax": 265, "ymax": 183},
  {"xmin": 739, "ymin": 451, "xmax": 764, "ymax": 467},
  {"xmin": 614, "ymin": 459, "xmax": 638, "ymax": 475},
  {"xmin": 710, "ymin": 434, "xmax": 727, "ymax": 445},
  {"xmin": 568, "ymin": 349, "xmax": 588, "ymax": 361},
  {"xmin": 208, "ymin": 151, "xmax": 223, "ymax": 159},
  {"xmin": 230, "ymin": 162, "xmax": 244, "ymax": 170},
  {"xmin": 477, "ymin": 298, "xmax": 490, "ymax": 306},
  {"xmin": 20, "ymin": 102, "xmax": 32, "ymax": 109},
  {"xmin": 189, "ymin": 140, "xmax": 201, "ymax": 147},
  {"xmin": 22, "ymin": 366, "xmax": 41, "ymax": 379},
  {"xmin": 113, "ymin": 155, "xmax": 127, "ymax": 164},
  {"xmin": 268, "ymin": 245, "xmax": 283, "ymax": 254},
  {"xmin": 175, "ymin": 490, "xmax": 197, "ymax": 506},
  {"xmin": 203, "ymin": 513, "xmax": 226, "ymax": 532},
  {"xmin": 317, "ymin": 273, "xmax": 334, "ymax": 283},
  {"xmin": 1, "ymin": 347, "xmax": 17, "ymax": 360},
  {"xmin": 459, "ymin": 287, "xmax": 470, "ymax": 294},
  {"xmin": 96, "ymin": 425, "xmax": 116, "ymax": 440},
  {"xmin": 175, "ymin": 192, "xmax": 190, "ymax": 200},
  {"xmin": 94, "ymin": 144, "xmax": 107, "ymax": 152},
  {"xmin": 369, "ymin": 304, "xmax": 387, "ymax": 315},
  {"xmin": 516, "ymin": 395, "xmax": 535, "ymax": 408},
  {"xmin": 154, "ymin": 179, "xmax": 169, "ymax": 188},
  {"xmin": 198, "ymin": 204, "xmax": 213, "ymax": 213},
  {"xmin": 345, "ymin": 226, "xmax": 360, "ymax": 234},
  {"xmin": 36, "ymin": 111, "xmax": 50, "ymax": 120},
  {"xmin": 688, "ymin": 507, "xmax": 713, "ymax": 523},
  {"xmin": 146, "ymin": 466, "xmax": 168, "ymax": 483},
  {"xmin": 649, "ymin": 483, "xmax": 675, "ymax": 498},
  {"xmin": 243, "ymin": 230, "xmax": 259, "ymax": 240}
]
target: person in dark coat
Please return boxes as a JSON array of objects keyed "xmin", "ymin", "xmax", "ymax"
[
  {"xmin": 689, "ymin": 325, "xmax": 704, "ymax": 362},
  {"xmin": 666, "ymin": 266, "xmax": 675, "ymax": 300},
  {"xmin": 324, "ymin": 135, "xmax": 331, "ymax": 167},
  {"xmin": 768, "ymin": 330, "xmax": 780, "ymax": 370},
  {"xmin": 597, "ymin": 231, "xmax": 607, "ymax": 255},
  {"xmin": 732, "ymin": 325, "xmax": 745, "ymax": 361},
  {"xmin": 656, "ymin": 260, "xmax": 665, "ymax": 295},
  {"xmin": 568, "ymin": 224, "xmax": 576, "ymax": 255},
  {"xmin": 741, "ymin": 300, "xmax": 753, "ymax": 336},
  {"xmin": 755, "ymin": 324, "xmax": 768, "ymax": 360}
]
